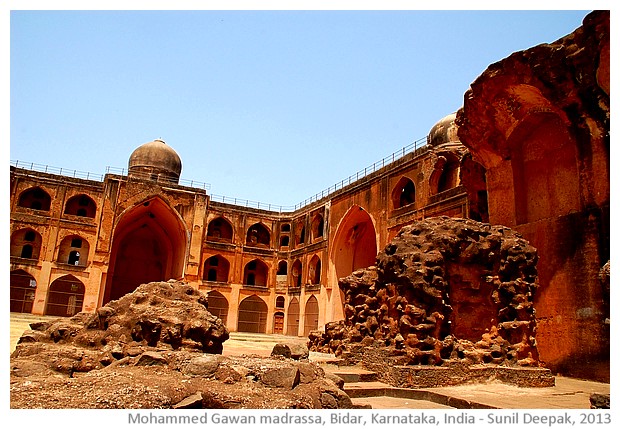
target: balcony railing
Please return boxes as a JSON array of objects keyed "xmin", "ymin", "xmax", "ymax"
[{"xmin": 11, "ymin": 134, "xmax": 428, "ymax": 214}]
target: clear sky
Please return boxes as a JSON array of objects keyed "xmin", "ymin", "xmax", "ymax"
[{"xmin": 7, "ymin": 5, "xmax": 593, "ymax": 208}]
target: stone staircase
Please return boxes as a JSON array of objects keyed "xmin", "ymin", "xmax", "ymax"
[{"xmin": 316, "ymin": 360, "xmax": 489, "ymax": 409}]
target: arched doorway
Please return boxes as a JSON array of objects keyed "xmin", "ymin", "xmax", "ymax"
[
  {"xmin": 103, "ymin": 197, "xmax": 188, "ymax": 304},
  {"xmin": 238, "ymin": 295, "xmax": 268, "ymax": 333},
  {"xmin": 207, "ymin": 290, "xmax": 229, "ymax": 326},
  {"xmin": 273, "ymin": 312, "xmax": 285, "ymax": 334},
  {"xmin": 10, "ymin": 269, "xmax": 37, "ymax": 313},
  {"xmin": 287, "ymin": 297, "xmax": 300, "ymax": 336},
  {"xmin": 304, "ymin": 295, "xmax": 319, "ymax": 336},
  {"xmin": 330, "ymin": 205, "xmax": 378, "ymax": 320},
  {"xmin": 46, "ymin": 275, "xmax": 85, "ymax": 317}
]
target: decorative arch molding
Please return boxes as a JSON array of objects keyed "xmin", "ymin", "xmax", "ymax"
[{"xmin": 103, "ymin": 196, "xmax": 189, "ymax": 304}]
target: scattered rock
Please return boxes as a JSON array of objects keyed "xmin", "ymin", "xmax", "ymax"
[
  {"xmin": 10, "ymin": 281, "xmax": 352, "ymax": 409},
  {"xmin": 590, "ymin": 393, "xmax": 610, "ymax": 409}
]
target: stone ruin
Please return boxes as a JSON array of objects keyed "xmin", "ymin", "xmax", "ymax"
[
  {"xmin": 10, "ymin": 280, "xmax": 353, "ymax": 409},
  {"xmin": 309, "ymin": 216, "xmax": 554, "ymax": 388}
]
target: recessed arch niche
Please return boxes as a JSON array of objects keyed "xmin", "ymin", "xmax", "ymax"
[{"xmin": 103, "ymin": 197, "xmax": 188, "ymax": 304}]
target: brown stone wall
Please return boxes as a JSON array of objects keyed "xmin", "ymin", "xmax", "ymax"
[{"xmin": 456, "ymin": 11, "xmax": 609, "ymax": 380}]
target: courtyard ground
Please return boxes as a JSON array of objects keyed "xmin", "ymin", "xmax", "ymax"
[{"xmin": 9, "ymin": 313, "xmax": 610, "ymax": 409}]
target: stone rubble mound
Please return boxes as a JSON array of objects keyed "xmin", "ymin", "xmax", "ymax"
[{"xmin": 10, "ymin": 280, "xmax": 352, "ymax": 409}]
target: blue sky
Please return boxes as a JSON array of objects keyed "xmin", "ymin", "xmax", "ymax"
[{"xmin": 8, "ymin": 7, "xmax": 593, "ymax": 208}]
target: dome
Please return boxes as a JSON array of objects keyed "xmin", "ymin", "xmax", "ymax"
[
  {"xmin": 427, "ymin": 113, "xmax": 460, "ymax": 147},
  {"xmin": 128, "ymin": 139, "xmax": 182, "ymax": 183}
]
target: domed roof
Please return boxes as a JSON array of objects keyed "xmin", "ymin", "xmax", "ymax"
[
  {"xmin": 128, "ymin": 139, "xmax": 182, "ymax": 180},
  {"xmin": 427, "ymin": 113, "xmax": 460, "ymax": 147}
]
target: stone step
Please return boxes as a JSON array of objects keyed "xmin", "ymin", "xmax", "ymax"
[
  {"xmin": 343, "ymin": 380, "xmax": 490, "ymax": 409},
  {"xmin": 331, "ymin": 369, "xmax": 378, "ymax": 383}
]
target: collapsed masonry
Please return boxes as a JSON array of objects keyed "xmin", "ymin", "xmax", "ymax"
[
  {"xmin": 309, "ymin": 216, "xmax": 553, "ymax": 387},
  {"xmin": 10, "ymin": 281, "xmax": 353, "ymax": 409}
]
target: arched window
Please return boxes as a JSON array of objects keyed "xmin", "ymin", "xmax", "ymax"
[
  {"xmin": 64, "ymin": 194, "xmax": 97, "ymax": 218},
  {"xmin": 309, "ymin": 255, "xmax": 321, "ymax": 285},
  {"xmin": 10, "ymin": 228, "xmax": 42, "ymax": 260},
  {"xmin": 311, "ymin": 214, "xmax": 324, "ymax": 240},
  {"xmin": 280, "ymin": 235, "xmax": 290, "ymax": 247},
  {"xmin": 243, "ymin": 259, "xmax": 268, "ymax": 287},
  {"xmin": 392, "ymin": 176, "xmax": 416, "ymax": 209},
  {"xmin": 292, "ymin": 259, "xmax": 303, "ymax": 287},
  {"xmin": 18, "ymin": 187, "xmax": 51, "ymax": 211},
  {"xmin": 277, "ymin": 260, "xmax": 288, "ymax": 275},
  {"xmin": 276, "ymin": 296, "xmax": 285, "ymax": 308},
  {"xmin": 207, "ymin": 217, "xmax": 234, "ymax": 242},
  {"xmin": 246, "ymin": 223, "xmax": 271, "ymax": 247},
  {"xmin": 57, "ymin": 235, "xmax": 89, "ymax": 267},
  {"xmin": 281, "ymin": 223, "xmax": 291, "ymax": 232},
  {"xmin": 202, "ymin": 254, "xmax": 230, "ymax": 283}
]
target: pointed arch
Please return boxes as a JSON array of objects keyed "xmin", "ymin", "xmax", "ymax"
[
  {"xmin": 304, "ymin": 295, "xmax": 319, "ymax": 336},
  {"xmin": 46, "ymin": 274, "xmax": 85, "ymax": 316},
  {"xmin": 57, "ymin": 234, "xmax": 89, "ymax": 266},
  {"xmin": 391, "ymin": 176, "xmax": 416, "ymax": 209},
  {"xmin": 291, "ymin": 259, "xmax": 303, "ymax": 287},
  {"xmin": 103, "ymin": 197, "xmax": 188, "ymax": 304},
  {"xmin": 246, "ymin": 222, "xmax": 271, "ymax": 247},
  {"xmin": 311, "ymin": 213, "xmax": 324, "ymax": 240},
  {"xmin": 430, "ymin": 152, "xmax": 460, "ymax": 194},
  {"xmin": 207, "ymin": 290, "xmax": 229, "ymax": 326},
  {"xmin": 10, "ymin": 269, "xmax": 37, "ymax": 313},
  {"xmin": 10, "ymin": 228, "xmax": 42, "ymax": 260},
  {"xmin": 203, "ymin": 254, "xmax": 230, "ymax": 283},
  {"xmin": 309, "ymin": 255, "xmax": 321, "ymax": 285},
  {"xmin": 238, "ymin": 295, "xmax": 268, "ymax": 333},
  {"xmin": 243, "ymin": 258, "xmax": 268, "ymax": 286},
  {"xmin": 287, "ymin": 297, "xmax": 300, "ymax": 336},
  {"xmin": 329, "ymin": 205, "xmax": 377, "ymax": 320},
  {"xmin": 64, "ymin": 194, "xmax": 97, "ymax": 218},
  {"xmin": 206, "ymin": 216, "xmax": 234, "ymax": 242},
  {"xmin": 18, "ymin": 186, "xmax": 51, "ymax": 211}
]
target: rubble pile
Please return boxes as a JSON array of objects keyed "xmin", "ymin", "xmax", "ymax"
[
  {"xmin": 310, "ymin": 217, "xmax": 541, "ymax": 371},
  {"xmin": 10, "ymin": 281, "xmax": 352, "ymax": 409}
]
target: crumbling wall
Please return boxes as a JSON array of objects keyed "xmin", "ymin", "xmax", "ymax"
[{"xmin": 310, "ymin": 217, "xmax": 540, "ymax": 372}]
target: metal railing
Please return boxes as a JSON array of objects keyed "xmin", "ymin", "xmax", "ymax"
[
  {"xmin": 10, "ymin": 160, "xmax": 105, "ymax": 181},
  {"xmin": 210, "ymin": 136, "xmax": 428, "ymax": 212},
  {"xmin": 11, "ymin": 135, "xmax": 428, "ymax": 214}
]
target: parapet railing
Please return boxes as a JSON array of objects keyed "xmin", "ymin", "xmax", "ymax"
[
  {"xmin": 11, "ymin": 160, "xmax": 105, "ymax": 181},
  {"xmin": 11, "ymin": 135, "xmax": 428, "ymax": 214}
]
